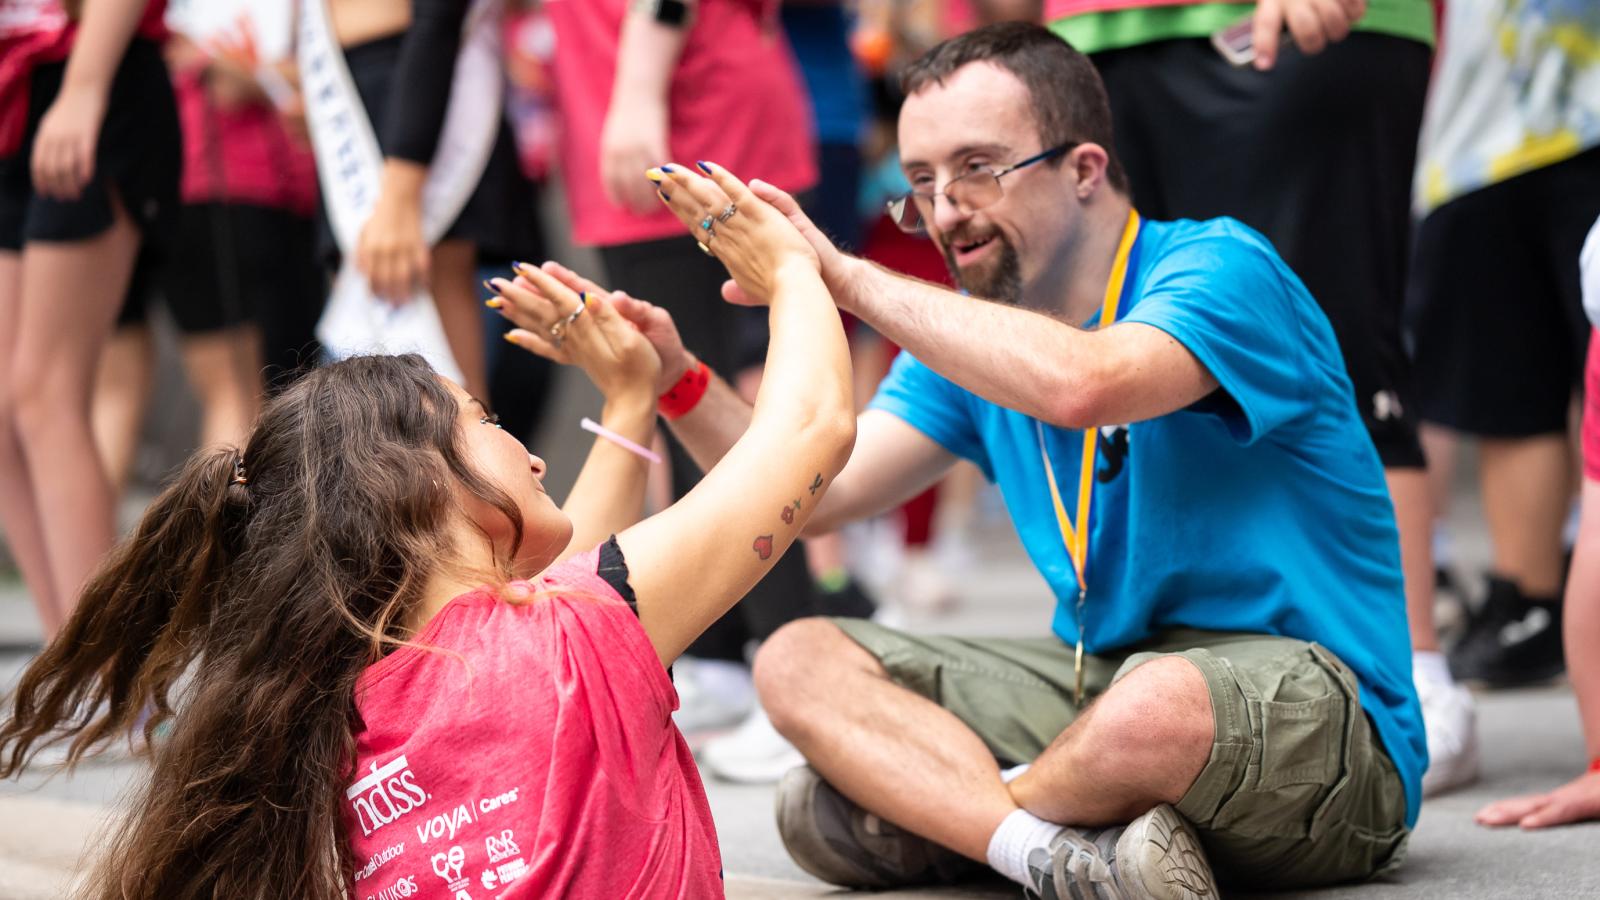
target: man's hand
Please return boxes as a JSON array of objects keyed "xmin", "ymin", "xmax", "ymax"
[
  {"xmin": 1476, "ymin": 772, "xmax": 1600, "ymax": 829},
  {"xmin": 1252, "ymin": 0, "xmax": 1365, "ymax": 71},
  {"xmin": 536, "ymin": 260, "xmax": 693, "ymax": 395}
]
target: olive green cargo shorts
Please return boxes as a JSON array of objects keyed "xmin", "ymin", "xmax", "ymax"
[{"xmin": 832, "ymin": 621, "xmax": 1411, "ymax": 890}]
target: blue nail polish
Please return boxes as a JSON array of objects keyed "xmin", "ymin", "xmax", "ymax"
[
  {"xmin": 696, "ymin": 160, "xmax": 712, "ymax": 174},
  {"xmin": 512, "ymin": 261, "xmax": 527, "ymax": 271},
  {"xmin": 658, "ymin": 189, "xmax": 670, "ymax": 201},
  {"xmin": 660, "ymin": 164, "xmax": 676, "ymax": 173},
  {"xmin": 483, "ymin": 279, "xmax": 502, "ymax": 295}
]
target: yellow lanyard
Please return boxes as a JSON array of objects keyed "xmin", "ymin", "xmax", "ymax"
[{"xmin": 1037, "ymin": 209, "xmax": 1140, "ymax": 704}]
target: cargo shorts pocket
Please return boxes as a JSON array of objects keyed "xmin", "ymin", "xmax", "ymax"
[{"xmin": 1209, "ymin": 643, "xmax": 1356, "ymax": 841}]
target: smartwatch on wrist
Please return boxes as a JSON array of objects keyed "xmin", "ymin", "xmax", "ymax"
[{"xmin": 631, "ymin": 0, "xmax": 693, "ymax": 28}]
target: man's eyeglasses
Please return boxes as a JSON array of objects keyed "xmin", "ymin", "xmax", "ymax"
[{"xmin": 886, "ymin": 142, "xmax": 1079, "ymax": 234}]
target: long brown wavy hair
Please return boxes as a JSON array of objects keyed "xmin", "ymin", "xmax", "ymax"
[{"xmin": 0, "ymin": 354, "xmax": 525, "ymax": 899}]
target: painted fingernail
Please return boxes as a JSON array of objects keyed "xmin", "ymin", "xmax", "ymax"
[
  {"xmin": 512, "ymin": 261, "xmax": 528, "ymax": 271},
  {"xmin": 578, "ymin": 292, "xmax": 588, "ymax": 305},
  {"xmin": 660, "ymin": 164, "xmax": 676, "ymax": 173},
  {"xmin": 645, "ymin": 169, "xmax": 663, "ymax": 183},
  {"xmin": 696, "ymin": 160, "xmax": 713, "ymax": 174},
  {"xmin": 502, "ymin": 331, "xmax": 522, "ymax": 345},
  {"xmin": 657, "ymin": 189, "xmax": 670, "ymax": 202},
  {"xmin": 485, "ymin": 298, "xmax": 503, "ymax": 309}
]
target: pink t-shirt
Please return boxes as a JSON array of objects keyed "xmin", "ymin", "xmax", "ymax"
[
  {"xmin": 172, "ymin": 67, "xmax": 317, "ymax": 214},
  {"xmin": 545, "ymin": 0, "xmax": 817, "ymax": 247},
  {"xmin": 343, "ymin": 547, "xmax": 724, "ymax": 900}
]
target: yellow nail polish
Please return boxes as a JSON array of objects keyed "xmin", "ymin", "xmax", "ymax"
[
  {"xmin": 645, "ymin": 169, "xmax": 663, "ymax": 183},
  {"xmin": 502, "ymin": 332, "xmax": 520, "ymax": 344},
  {"xmin": 485, "ymin": 298, "xmax": 503, "ymax": 309}
]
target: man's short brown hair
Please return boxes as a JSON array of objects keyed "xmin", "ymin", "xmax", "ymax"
[{"xmin": 901, "ymin": 22, "xmax": 1129, "ymax": 193}]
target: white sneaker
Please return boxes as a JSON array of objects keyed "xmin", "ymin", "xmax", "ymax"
[
  {"xmin": 671, "ymin": 657, "xmax": 754, "ymax": 736},
  {"xmin": 1416, "ymin": 670, "xmax": 1480, "ymax": 797},
  {"xmin": 701, "ymin": 706, "xmax": 805, "ymax": 784}
]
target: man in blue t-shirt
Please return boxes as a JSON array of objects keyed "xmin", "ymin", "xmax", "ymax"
[{"xmin": 559, "ymin": 21, "xmax": 1425, "ymax": 897}]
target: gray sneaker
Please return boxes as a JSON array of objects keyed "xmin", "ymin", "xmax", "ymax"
[
  {"xmin": 1025, "ymin": 804, "xmax": 1218, "ymax": 900},
  {"xmin": 775, "ymin": 765, "xmax": 981, "ymax": 888}
]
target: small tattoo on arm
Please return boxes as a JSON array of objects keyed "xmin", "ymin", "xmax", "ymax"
[
  {"xmin": 753, "ymin": 534, "xmax": 775, "ymax": 560},
  {"xmin": 780, "ymin": 497, "xmax": 803, "ymax": 525},
  {"xmin": 809, "ymin": 473, "xmax": 823, "ymax": 495}
]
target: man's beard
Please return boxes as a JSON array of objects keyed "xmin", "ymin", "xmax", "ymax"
[{"xmin": 941, "ymin": 230, "xmax": 1023, "ymax": 305}]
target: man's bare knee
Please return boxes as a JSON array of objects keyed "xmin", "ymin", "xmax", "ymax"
[
  {"xmin": 754, "ymin": 618, "xmax": 885, "ymax": 737},
  {"xmin": 1097, "ymin": 656, "xmax": 1213, "ymax": 747}
]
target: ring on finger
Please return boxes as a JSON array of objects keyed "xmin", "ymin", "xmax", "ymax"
[
  {"xmin": 548, "ymin": 300, "xmax": 587, "ymax": 345},
  {"xmin": 697, "ymin": 241, "xmax": 714, "ymax": 257},
  {"xmin": 699, "ymin": 215, "xmax": 716, "ymax": 239},
  {"xmin": 716, "ymin": 203, "xmax": 737, "ymax": 222}
]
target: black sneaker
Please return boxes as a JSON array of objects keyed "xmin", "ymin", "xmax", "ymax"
[
  {"xmin": 774, "ymin": 765, "xmax": 981, "ymax": 888},
  {"xmin": 1448, "ymin": 575, "xmax": 1565, "ymax": 688},
  {"xmin": 1024, "ymin": 804, "xmax": 1218, "ymax": 900}
]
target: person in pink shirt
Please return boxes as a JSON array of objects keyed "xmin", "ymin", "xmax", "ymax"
[{"xmin": 0, "ymin": 163, "xmax": 853, "ymax": 899}]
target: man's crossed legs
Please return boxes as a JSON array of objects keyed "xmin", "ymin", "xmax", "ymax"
[{"xmin": 755, "ymin": 620, "xmax": 1410, "ymax": 897}]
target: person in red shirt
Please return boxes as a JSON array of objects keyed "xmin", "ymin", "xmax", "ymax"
[{"xmin": 0, "ymin": 163, "xmax": 855, "ymax": 899}]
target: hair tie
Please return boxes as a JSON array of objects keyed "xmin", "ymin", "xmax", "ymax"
[{"xmin": 231, "ymin": 456, "xmax": 248, "ymax": 486}]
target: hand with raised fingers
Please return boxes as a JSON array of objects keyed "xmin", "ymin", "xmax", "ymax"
[
  {"xmin": 536, "ymin": 260, "xmax": 694, "ymax": 395},
  {"xmin": 648, "ymin": 161, "xmax": 819, "ymax": 305},
  {"xmin": 488, "ymin": 263, "xmax": 661, "ymax": 404},
  {"xmin": 1476, "ymin": 771, "xmax": 1600, "ymax": 830}
]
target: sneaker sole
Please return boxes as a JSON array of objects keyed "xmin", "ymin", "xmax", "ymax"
[{"xmin": 1114, "ymin": 804, "xmax": 1219, "ymax": 900}]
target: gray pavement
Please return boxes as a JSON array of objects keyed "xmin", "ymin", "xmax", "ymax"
[{"xmin": 0, "ymin": 372, "xmax": 1597, "ymax": 896}]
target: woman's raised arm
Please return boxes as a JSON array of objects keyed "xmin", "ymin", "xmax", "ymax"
[{"xmin": 617, "ymin": 163, "xmax": 856, "ymax": 665}]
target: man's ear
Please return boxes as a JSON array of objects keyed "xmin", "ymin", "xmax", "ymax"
[{"xmin": 1068, "ymin": 143, "xmax": 1112, "ymax": 200}]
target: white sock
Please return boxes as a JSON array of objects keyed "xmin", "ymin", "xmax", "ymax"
[
  {"xmin": 986, "ymin": 809, "xmax": 1064, "ymax": 886},
  {"xmin": 1000, "ymin": 763, "xmax": 1031, "ymax": 783},
  {"xmin": 1413, "ymin": 650, "xmax": 1453, "ymax": 686}
]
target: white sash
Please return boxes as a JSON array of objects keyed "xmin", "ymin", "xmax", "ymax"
[{"xmin": 299, "ymin": 0, "xmax": 505, "ymax": 385}]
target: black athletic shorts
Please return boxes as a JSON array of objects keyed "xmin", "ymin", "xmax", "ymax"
[
  {"xmin": 118, "ymin": 202, "xmax": 325, "ymax": 388},
  {"xmin": 1092, "ymin": 33, "xmax": 1431, "ymax": 468},
  {"xmin": 1406, "ymin": 147, "xmax": 1600, "ymax": 437},
  {"xmin": 314, "ymin": 33, "xmax": 539, "ymax": 267},
  {"xmin": 0, "ymin": 38, "xmax": 179, "ymax": 251}
]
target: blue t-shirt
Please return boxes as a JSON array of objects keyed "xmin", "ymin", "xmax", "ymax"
[{"xmin": 868, "ymin": 216, "xmax": 1426, "ymax": 826}]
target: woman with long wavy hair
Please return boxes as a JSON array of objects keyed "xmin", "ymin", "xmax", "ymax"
[{"xmin": 0, "ymin": 163, "xmax": 853, "ymax": 899}]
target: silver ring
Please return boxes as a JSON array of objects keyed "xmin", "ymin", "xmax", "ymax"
[
  {"xmin": 699, "ymin": 215, "xmax": 716, "ymax": 238},
  {"xmin": 716, "ymin": 203, "xmax": 737, "ymax": 222},
  {"xmin": 548, "ymin": 300, "xmax": 586, "ymax": 346}
]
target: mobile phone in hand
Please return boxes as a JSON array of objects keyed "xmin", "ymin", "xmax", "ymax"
[{"xmin": 1211, "ymin": 16, "xmax": 1256, "ymax": 67}]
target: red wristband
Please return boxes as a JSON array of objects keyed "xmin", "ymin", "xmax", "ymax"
[{"xmin": 658, "ymin": 359, "xmax": 711, "ymax": 420}]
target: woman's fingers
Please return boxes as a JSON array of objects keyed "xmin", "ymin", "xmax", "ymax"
[
  {"xmin": 486, "ymin": 276, "xmax": 558, "ymax": 333},
  {"xmin": 649, "ymin": 164, "xmax": 735, "ymax": 238},
  {"xmin": 535, "ymin": 260, "xmax": 609, "ymax": 298},
  {"xmin": 503, "ymin": 327, "xmax": 569, "ymax": 364},
  {"xmin": 694, "ymin": 161, "xmax": 763, "ymax": 219}
]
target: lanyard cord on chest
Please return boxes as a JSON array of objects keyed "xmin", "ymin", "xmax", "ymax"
[{"xmin": 1037, "ymin": 208, "xmax": 1141, "ymax": 704}]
